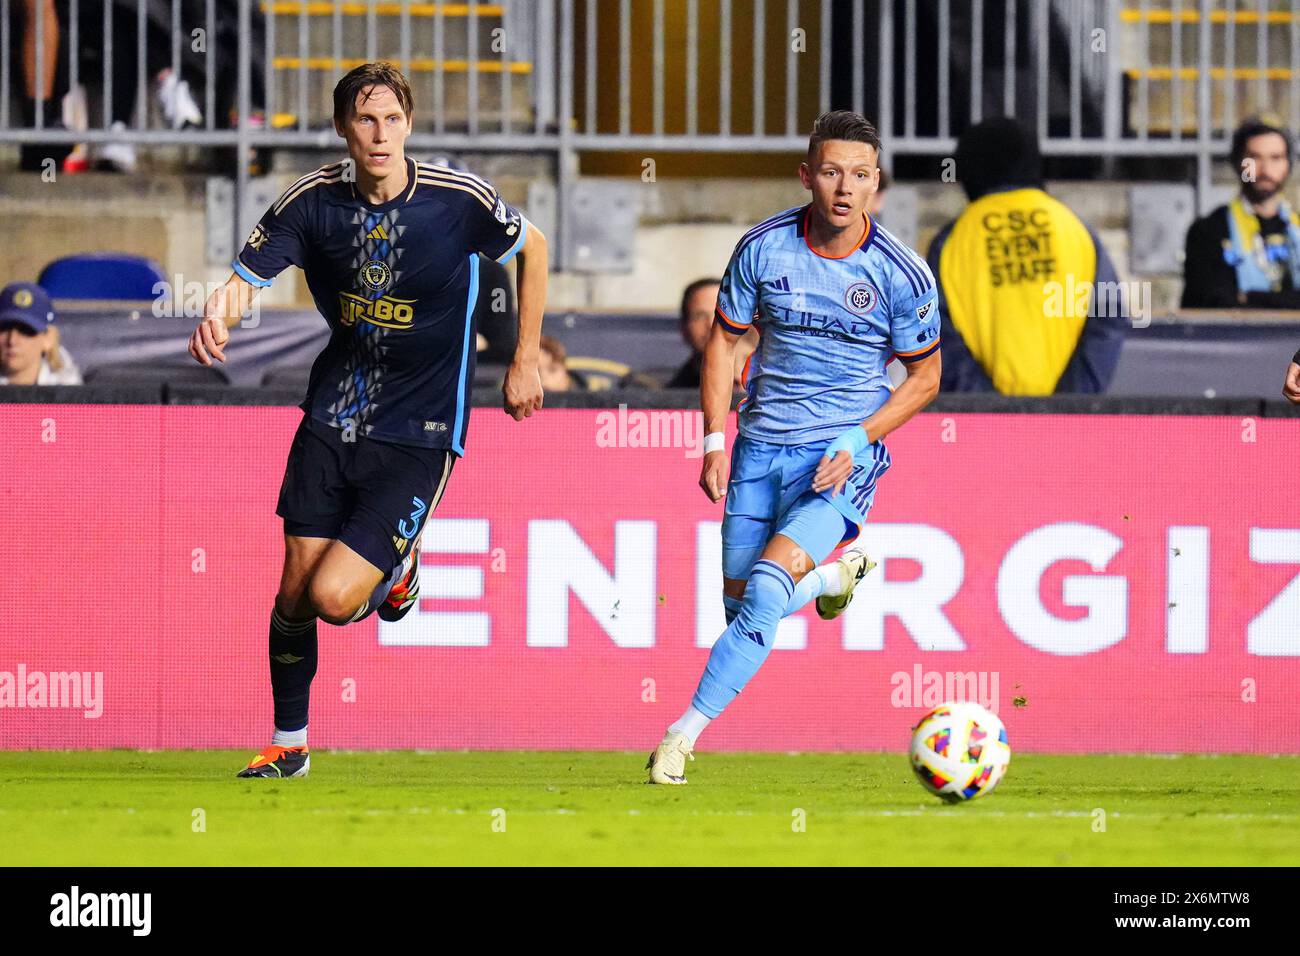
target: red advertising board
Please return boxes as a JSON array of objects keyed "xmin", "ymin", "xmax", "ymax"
[{"xmin": 0, "ymin": 405, "xmax": 1296, "ymax": 753}]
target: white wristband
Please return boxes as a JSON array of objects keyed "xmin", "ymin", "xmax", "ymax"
[{"xmin": 703, "ymin": 432, "xmax": 726, "ymax": 454}]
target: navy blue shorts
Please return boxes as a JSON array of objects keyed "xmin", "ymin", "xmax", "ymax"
[{"xmin": 276, "ymin": 414, "xmax": 455, "ymax": 575}]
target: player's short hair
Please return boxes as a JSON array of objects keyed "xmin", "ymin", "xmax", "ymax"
[
  {"xmin": 333, "ymin": 62, "xmax": 414, "ymax": 127},
  {"xmin": 1230, "ymin": 116, "xmax": 1292, "ymax": 170},
  {"xmin": 807, "ymin": 110, "xmax": 882, "ymax": 162},
  {"xmin": 679, "ymin": 277, "xmax": 721, "ymax": 324}
]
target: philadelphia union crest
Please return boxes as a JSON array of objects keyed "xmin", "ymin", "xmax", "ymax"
[
  {"xmin": 359, "ymin": 259, "xmax": 393, "ymax": 293},
  {"xmin": 844, "ymin": 281, "xmax": 878, "ymax": 315}
]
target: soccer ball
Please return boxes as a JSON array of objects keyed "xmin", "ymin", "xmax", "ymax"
[{"xmin": 909, "ymin": 701, "xmax": 1011, "ymax": 802}]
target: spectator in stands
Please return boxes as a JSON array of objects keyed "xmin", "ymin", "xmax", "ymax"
[
  {"xmin": 16, "ymin": 0, "xmax": 74, "ymax": 171},
  {"xmin": 1182, "ymin": 117, "xmax": 1300, "ymax": 309},
  {"xmin": 77, "ymin": 0, "xmax": 266, "ymax": 173},
  {"xmin": 667, "ymin": 278, "xmax": 721, "ymax": 388},
  {"xmin": 868, "ymin": 167, "xmax": 890, "ymax": 220},
  {"xmin": 652, "ymin": 276, "xmax": 759, "ymax": 391},
  {"xmin": 538, "ymin": 335, "xmax": 576, "ymax": 392},
  {"xmin": 0, "ymin": 282, "xmax": 81, "ymax": 385},
  {"xmin": 926, "ymin": 117, "xmax": 1127, "ymax": 394}
]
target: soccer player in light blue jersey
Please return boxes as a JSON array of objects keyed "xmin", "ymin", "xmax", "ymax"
[{"xmin": 648, "ymin": 111, "xmax": 942, "ymax": 784}]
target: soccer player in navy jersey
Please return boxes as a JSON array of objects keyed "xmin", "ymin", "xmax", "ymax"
[
  {"xmin": 647, "ymin": 111, "xmax": 942, "ymax": 784},
  {"xmin": 187, "ymin": 63, "xmax": 547, "ymax": 778}
]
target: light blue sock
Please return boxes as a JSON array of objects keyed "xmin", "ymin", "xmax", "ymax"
[
  {"xmin": 785, "ymin": 569, "xmax": 828, "ymax": 615},
  {"xmin": 692, "ymin": 560, "xmax": 794, "ymax": 718}
]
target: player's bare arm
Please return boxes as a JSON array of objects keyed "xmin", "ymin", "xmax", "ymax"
[
  {"xmin": 812, "ymin": 349, "xmax": 941, "ymax": 495},
  {"xmin": 503, "ymin": 220, "xmax": 548, "ymax": 421},
  {"xmin": 699, "ymin": 318, "xmax": 741, "ymax": 502},
  {"xmin": 188, "ymin": 272, "xmax": 259, "ymax": 366}
]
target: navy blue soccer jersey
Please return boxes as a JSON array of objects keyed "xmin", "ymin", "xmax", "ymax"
[{"xmin": 233, "ymin": 158, "xmax": 528, "ymax": 453}]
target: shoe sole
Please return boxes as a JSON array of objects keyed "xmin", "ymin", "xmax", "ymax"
[{"xmin": 236, "ymin": 755, "xmax": 310, "ymax": 778}]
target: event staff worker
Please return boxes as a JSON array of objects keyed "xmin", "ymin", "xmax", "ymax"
[
  {"xmin": 925, "ymin": 117, "xmax": 1127, "ymax": 394},
  {"xmin": 1182, "ymin": 117, "xmax": 1300, "ymax": 310}
]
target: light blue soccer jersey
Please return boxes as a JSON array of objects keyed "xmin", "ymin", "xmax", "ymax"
[{"xmin": 716, "ymin": 203, "xmax": 941, "ymax": 445}]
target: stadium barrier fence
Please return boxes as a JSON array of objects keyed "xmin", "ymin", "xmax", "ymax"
[{"xmin": 3, "ymin": 0, "xmax": 1289, "ymax": 260}]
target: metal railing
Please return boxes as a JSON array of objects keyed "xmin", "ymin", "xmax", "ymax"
[{"xmin": 2, "ymin": 0, "xmax": 1296, "ymax": 259}]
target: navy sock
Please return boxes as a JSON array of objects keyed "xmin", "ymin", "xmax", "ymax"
[{"xmin": 269, "ymin": 608, "xmax": 318, "ymax": 732}]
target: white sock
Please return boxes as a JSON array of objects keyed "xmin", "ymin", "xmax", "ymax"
[
  {"xmin": 814, "ymin": 563, "xmax": 846, "ymax": 597},
  {"xmin": 272, "ymin": 726, "xmax": 307, "ymax": 748},
  {"xmin": 669, "ymin": 705, "xmax": 712, "ymax": 743}
]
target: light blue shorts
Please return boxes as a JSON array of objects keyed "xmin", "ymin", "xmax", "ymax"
[{"xmin": 721, "ymin": 433, "xmax": 891, "ymax": 581}]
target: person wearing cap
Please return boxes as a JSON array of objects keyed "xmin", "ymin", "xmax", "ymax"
[
  {"xmin": 1182, "ymin": 117, "xmax": 1300, "ymax": 309},
  {"xmin": 0, "ymin": 282, "xmax": 81, "ymax": 386},
  {"xmin": 925, "ymin": 117, "xmax": 1128, "ymax": 394}
]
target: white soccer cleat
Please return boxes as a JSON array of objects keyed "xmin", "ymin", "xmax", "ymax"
[
  {"xmin": 646, "ymin": 730, "xmax": 695, "ymax": 785},
  {"xmin": 815, "ymin": 546, "xmax": 877, "ymax": 621}
]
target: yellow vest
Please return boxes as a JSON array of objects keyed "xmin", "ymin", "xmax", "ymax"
[{"xmin": 939, "ymin": 188, "xmax": 1097, "ymax": 394}]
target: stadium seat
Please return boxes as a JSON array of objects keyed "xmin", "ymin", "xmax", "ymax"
[
  {"xmin": 83, "ymin": 363, "xmax": 230, "ymax": 387},
  {"xmin": 38, "ymin": 254, "xmax": 168, "ymax": 300},
  {"xmin": 565, "ymin": 356, "xmax": 631, "ymax": 392}
]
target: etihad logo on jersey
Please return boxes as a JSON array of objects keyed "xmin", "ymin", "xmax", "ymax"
[
  {"xmin": 339, "ymin": 291, "xmax": 417, "ymax": 329},
  {"xmin": 771, "ymin": 305, "xmax": 874, "ymax": 341}
]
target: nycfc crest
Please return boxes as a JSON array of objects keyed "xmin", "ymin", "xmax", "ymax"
[
  {"xmin": 359, "ymin": 259, "xmax": 393, "ymax": 292},
  {"xmin": 844, "ymin": 281, "xmax": 878, "ymax": 315}
]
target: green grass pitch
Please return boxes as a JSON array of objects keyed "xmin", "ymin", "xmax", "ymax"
[{"xmin": 1, "ymin": 751, "xmax": 1296, "ymax": 866}]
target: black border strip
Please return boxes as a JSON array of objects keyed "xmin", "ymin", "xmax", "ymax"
[{"xmin": 2, "ymin": 386, "xmax": 1299, "ymax": 417}]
